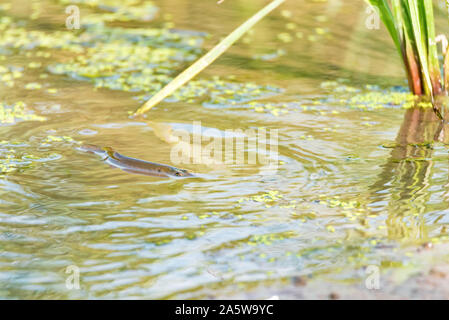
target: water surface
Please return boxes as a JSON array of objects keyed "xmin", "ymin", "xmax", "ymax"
[{"xmin": 0, "ymin": 0, "xmax": 449, "ymax": 299}]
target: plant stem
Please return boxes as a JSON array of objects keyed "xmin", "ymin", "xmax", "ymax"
[
  {"xmin": 134, "ymin": 0, "xmax": 285, "ymax": 116},
  {"xmin": 423, "ymin": 0, "xmax": 442, "ymax": 94}
]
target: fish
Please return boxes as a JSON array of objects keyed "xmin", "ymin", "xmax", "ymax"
[{"xmin": 78, "ymin": 144, "xmax": 194, "ymax": 178}]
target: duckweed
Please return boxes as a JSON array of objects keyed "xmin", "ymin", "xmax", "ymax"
[
  {"xmin": 0, "ymin": 65, "xmax": 23, "ymax": 88},
  {"xmin": 0, "ymin": 102, "xmax": 46, "ymax": 124},
  {"xmin": 169, "ymin": 78, "xmax": 281, "ymax": 106},
  {"xmin": 1, "ymin": 6, "xmax": 280, "ymax": 109},
  {"xmin": 24, "ymin": 82, "xmax": 42, "ymax": 90},
  {"xmin": 49, "ymin": 25, "xmax": 204, "ymax": 94},
  {"xmin": 349, "ymin": 91, "xmax": 417, "ymax": 110},
  {"xmin": 239, "ymin": 190, "xmax": 306, "ymax": 213},
  {"xmin": 42, "ymin": 135, "xmax": 76, "ymax": 144},
  {"xmin": 58, "ymin": 0, "xmax": 159, "ymax": 23},
  {"xmin": 252, "ymin": 49, "xmax": 286, "ymax": 61},
  {"xmin": 320, "ymin": 80, "xmax": 431, "ymax": 110},
  {"xmin": 246, "ymin": 101, "xmax": 289, "ymax": 116},
  {"xmin": 0, "ymin": 140, "xmax": 61, "ymax": 174},
  {"xmin": 277, "ymin": 32, "xmax": 293, "ymax": 43},
  {"xmin": 247, "ymin": 232, "xmax": 294, "ymax": 247},
  {"xmin": 0, "ymin": 17, "xmax": 83, "ymax": 53},
  {"xmin": 251, "ymin": 190, "xmax": 283, "ymax": 203}
]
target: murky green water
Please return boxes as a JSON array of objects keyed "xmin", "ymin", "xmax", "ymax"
[{"xmin": 1, "ymin": 0, "xmax": 449, "ymax": 299}]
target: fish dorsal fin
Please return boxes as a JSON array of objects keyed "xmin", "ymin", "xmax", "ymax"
[{"xmin": 102, "ymin": 147, "xmax": 116, "ymax": 159}]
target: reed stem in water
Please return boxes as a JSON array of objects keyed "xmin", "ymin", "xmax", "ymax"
[{"xmin": 134, "ymin": 0, "xmax": 285, "ymax": 116}]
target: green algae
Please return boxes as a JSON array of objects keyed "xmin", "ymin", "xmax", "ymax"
[
  {"xmin": 47, "ymin": 25, "xmax": 205, "ymax": 95},
  {"xmin": 0, "ymin": 132, "xmax": 78, "ymax": 173},
  {"xmin": 58, "ymin": 0, "xmax": 159, "ymax": 23},
  {"xmin": 0, "ymin": 5, "xmax": 281, "ymax": 109},
  {"xmin": 247, "ymin": 232, "xmax": 294, "ymax": 246},
  {"xmin": 2, "ymin": 1, "xmax": 281, "ymax": 108},
  {"xmin": 277, "ymin": 8, "xmax": 331, "ymax": 45},
  {"xmin": 165, "ymin": 77, "xmax": 281, "ymax": 106},
  {"xmin": 0, "ymin": 140, "xmax": 62, "ymax": 174},
  {"xmin": 239, "ymin": 190, "xmax": 307, "ymax": 212},
  {"xmin": 252, "ymin": 49, "xmax": 286, "ymax": 61},
  {"xmin": 0, "ymin": 65, "xmax": 23, "ymax": 88},
  {"xmin": 1, "ymin": 6, "xmax": 200, "ymax": 98},
  {"xmin": 0, "ymin": 102, "xmax": 46, "ymax": 124},
  {"xmin": 0, "ymin": 17, "xmax": 83, "ymax": 53},
  {"xmin": 348, "ymin": 92, "xmax": 421, "ymax": 110},
  {"xmin": 247, "ymin": 101, "xmax": 289, "ymax": 116},
  {"xmin": 134, "ymin": 0, "xmax": 285, "ymax": 114},
  {"xmin": 0, "ymin": 133, "xmax": 82, "ymax": 174},
  {"xmin": 48, "ymin": 25, "xmax": 279, "ymax": 105},
  {"xmin": 41, "ymin": 135, "xmax": 77, "ymax": 146},
  {"xmin": 239, "ymin": 190, "xmax": 283, "ymax": 206},
  {"xmin": 24, "ymin": 82, "xmax": 42, "ymax": 90},
  {"xmin": 321, "ymin": 80, "xmax": 434, "ymax": 110}
]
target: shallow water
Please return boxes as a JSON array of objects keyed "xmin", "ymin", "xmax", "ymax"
[{"xmin": 1, "ymin": 0, "xmax": 449, "ymax": 299}]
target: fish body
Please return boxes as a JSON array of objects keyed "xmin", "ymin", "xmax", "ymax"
[{"xmin": 79, "ymin": 144, "xmax": 193, "ymax": 178}]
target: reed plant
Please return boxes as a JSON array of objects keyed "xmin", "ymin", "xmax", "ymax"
[{"xmin": 368, "ymin": 0, "xmax": 449, "ymax": 98}]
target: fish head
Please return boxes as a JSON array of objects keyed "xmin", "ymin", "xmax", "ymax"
[{"xmin": 79, "ymin": 144, "xmax": 109, "ymax": 160}]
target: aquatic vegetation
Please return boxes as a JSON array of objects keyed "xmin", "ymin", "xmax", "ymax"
[
  {"xmin": 320, "ymin": 81, "xmax": 359, "ymax": 93},
  {"xmin": 247, "ymin": 232, "xmax": 293, "ymax": 247},
  {"xmin": 321, "ymin": 80, "xmax": 435, "ymax": 110},
  {"xmin": 164, "ymin": 78, "xmax": 281, "ymax": 106},
  {"xmin": 0, "ymin": 135, "xmax": 70, "ymax": 175},
  {"xmin": 3, "ymin": 0, "xmax": 449, "ymax": 300},
  {"xmin": 49, "ymin": 33, "xmax": 278, "ymax": 105},
  {"xmin": 0, "ymin": 134, "xmax": 78, "ymax": 174},
  {"xmin": 277, "ymin": 32, "xmax": 293, "ymax": 43},
  {"xmin": 251, "ymin": 190, "xmax": 283, "ymax": 202},
  {"xmin": 1, "ymin": 6, "xmax": 280, "ymax": 112},
  {"xmin": 348, "ymin": 91, "xmax": 416, "ymax": 109},
  {"xmin": 47, "ymin": 88, "xmax": 58, "ymax": 94},
  {"xmin": 0, "ymin": 65, "xmax": 23, "ymax": 88},
  {"xmin": 0, "ymin": 151, "xmax": 32, "ymax": 173},
  {"xmin": 0, "ymin": 102, "xmax": 46, "ymax": 124},
  {"xmin": 246, "ymin": 101, "xmax": 289, "ymax": 116},
  {"xmin": 58, "ymin": 0, "xmax": 159, "ymax": 23},
  {"xmin": 134, "ymin": 0, "xmax": 286, "ymax": 115},
  {"xmin": 252, "ymin": 49, "xmax": 286, "ymax": 61},
  {"xmin": 24, "ymin": 82, "xmax": 42, "ymax": 90},
  {"xmin": 68, "ymin": 0, "xmax": 158, "ymax": 24},
  {"xmin": 0, "ymin": 140, "xmax": 60, "ymax": 174},
  {"xmin": 48, "ymin": 26, "xmax": 205, "ymax": 94},
  {"xmin": 278, "ymin": 8, "xmax": 330, "ymax": 45},
  {"xmin": 0, "ymin": 17, "xmax": 83, "ymax": 53},
  {"xmin": 239, "ymin": 191, "xmax": 301, "ymax": 210},
  {"xmin": 41, "ymin": 135, "xmax": 77, "ymax": 146},
  {"xmin": 368, "ymin": 0, "xmax": 448, "ymax": 97},
  {"xmin": 317, "ymin": 195, "xmax": 368, "ymax": 223}
]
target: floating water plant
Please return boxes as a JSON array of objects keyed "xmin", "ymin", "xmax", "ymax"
[
  {"xmin": 47, "ymin": 23, "xmax": 206, "ymax": 93},
  {"xmin": 0, "ymin": 102, "xmax": 46, "ymax": 124},
  {"xmin": 134, "ymin": 0, "xmax": 285, "ymax": 115},
  {"xmin": 322, "ymin": 80, "xmax": 434, "ymax": 110},
  {"xmin": 368, "ymin": 0, "xmax": 448, "ymax": 98},
  {"xmin": 0, "ymin": 140, "xmax": 61, "ymax": 174},
  {"xmin": 158, "ymin": 77, "xmax": 281, "ymax": 106}
]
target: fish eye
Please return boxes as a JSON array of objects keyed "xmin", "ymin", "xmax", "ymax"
[{"xmin": 175, "ymin": 171, "xmax": 181, "ymax": 176}]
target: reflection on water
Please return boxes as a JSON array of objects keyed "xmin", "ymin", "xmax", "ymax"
[
  {"xmin": 0, "ymin": 0, "xmax": 449, "ymax": 299},
  {"xmin": 370, "ymin": 104, "xmax": 449, "ymax": 243}
]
